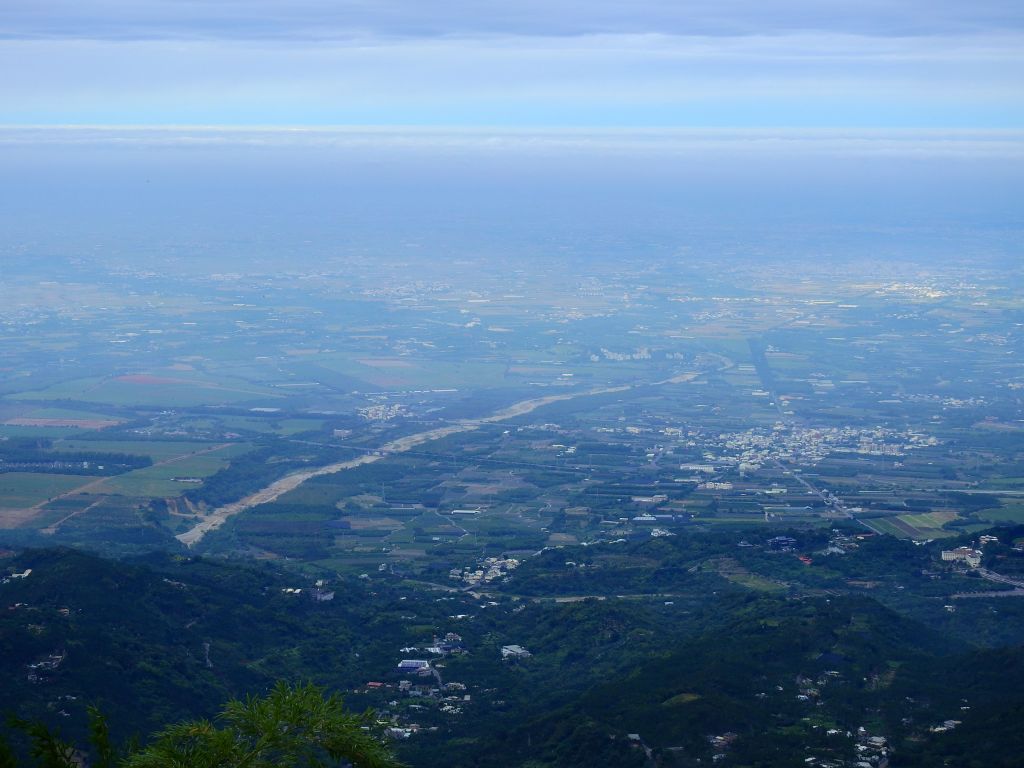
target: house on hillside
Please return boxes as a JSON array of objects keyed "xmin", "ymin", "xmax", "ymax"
[
  {"xmin": 396, "ymin": 659, "xmax": 431, "ymax": 676},
  {"xmin": 768, "ymin": 535, "xmax": 797, "ymax": 551},
  {"xmin": 501, "ymin": 644, "xmax": 531, "ymax": 661},
  {"xmin": 941, "ymin": 547, "xmax": 981, "ymax": 568}
]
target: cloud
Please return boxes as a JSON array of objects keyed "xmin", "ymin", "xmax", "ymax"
[
  {"xmin": 0, "ymin": 3, "xmax": 1021, "ymax": 129},
  {"xmin": 1, "ymin": 0, "xmax": 1023, "ymax": 41},
  {"xmin": 3, "ymin": 126, "xmax": 1023, "ymax": 161},
  {"xmin": 0, "ymin": 32, "xmax": 1021, "ymax": 128}
]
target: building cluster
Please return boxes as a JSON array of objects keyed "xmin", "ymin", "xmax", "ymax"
[
  {"xmin": 594, "ymin": 347, "xmax": 652, "ymax": 361},
  {"xmin": 631, "ymin": 494, "xmax": 668, "ymax": 504},
  {"xmin": 579, "ymin": 422, "xmax": 940, "ymax": 492},
  {"xmin": 1, "ymin": 568, "xmax": 31, "ymax": 585},
  {"xmin": 373, "ymin": 630, "xmax": 533, "ymax": 742},
  {"xmin": 794, "ymin": 673, "xmax": 823, "ymax": 703},
  {"xmin": 0, "ymin": 458, "xmax": 102, "ymax": 472},
  {"xmin": 748, "ymin": 667, "xmax": 900, "ymax": 768},
  {"xmin": 449, "ymin": 555, "xmax": 520, "ymax": 586},
  {"xmin": 426, "ymin": 632, "xmax": 466, "ymax": 656},
  {"xmin": 853, "ymin": 728, "xmax": 890, "ymax": 766},
  {"xmin": 767, "ymin": 535, "xmax": 798, "ymax": 552},
  {"xmin": 706, "ymin": 731, "xmax": 738, "ymax": 762},
  {"xmin": 360, "ymin": 279, "xmax": 451, "ymax": 300},
  {"xmin": 904, "ymin": 393, "xmax": 989, "ymax": 409},
  {"xmin": 27, "ymin": 650, "xmax": 66, "ymax": 684},
  {"xmin": 281, "ymin": 579, "xmax": 335, "ymax": 602},
  {"xmin": 396, "ymin": 659, "xmax": 432, "ymax": 675},
  {"xmin": 374, "ymin": 647, "xmax": 478, "ymax": 739},
  {"xmin": 689, "ymin": 423, "xmax": 936, "ymax": 473},
  {"xmin": 941, "ymin": 547, "xmax": 982, "ymax": 568},
  {"xmin": 928, "ymin": 718, "xmax": 962, "ymax": 734},
  {"xmin": 358, "ymin": 403, "xmax": 408, "ymax": 421},
  {"xmin": 500, "ymin": 644, "xmax": 531, "ymax": 661},
  {"xmin": 875, "ymin": 282, "xmax": 949, "ymax": 299},
  {"xmin": 819, "ymin": 530, "xmax": 862, "ymax": 556},
  {"xmin": 310, "ymin": 579, "xmax": 336, "ymax": 602}
]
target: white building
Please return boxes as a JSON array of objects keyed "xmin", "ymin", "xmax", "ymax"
[
  {"xmin": 501, "ymin": 645, "xmax": 531, "ymax": 660},
  {"xmin": 941, "ymin": 547, "xmax": 982, "ymax": 568}
]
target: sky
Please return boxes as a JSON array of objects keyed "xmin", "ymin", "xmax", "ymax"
[
  {"xmin": 1, "ymin": 0, "xmax": 1022, "ymax": 128},
  {"xmin": 1, "ymin": 2, "xmax": 1021, "ymax": 270}
]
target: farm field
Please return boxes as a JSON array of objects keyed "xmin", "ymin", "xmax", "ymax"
[
  {"xmin": 981, "ymin": 477, "xmax": 1024, "ymax": 490},
  {"xmin": 0, "ymin": 425, "xmax": 86, "ymax": 439},
  {"xmin": 8, "ymin": 375, "xmax": 284, "ymax": 408},
  {"xmin": 313, "ymin": 354, "xmax": 510, "ymax": 390},
  {"xmin": 0, "ymin": 473, "xmax": 93, "ymax": 517},
  {"xmin": 977, "ymin": 503, "xmax": 1024, "ymax": 524},
  {"xmin": 3, "ymin": 405, "xmax": 125, "ymax": 429},
  {"xmin": 893, "ymin": 511, "xmax": 959, "ymax": 539},
  {"xmin": 861, "ymin": 517, "xmax": 911, "ymax": 538},
  {"xmin": 50, "ymin": 440, "xmax": 224, "ymax": 460},
  {"xmin": 211, "ymin": 416, "xmax": 326, "ymax": 436},
  {"xmin": 94, "ymin": 443, "xmax": 252, "ymax": 498},
  {"xmin": 864, "ymin": 511, "xmax": 958, "ymax": 540}
]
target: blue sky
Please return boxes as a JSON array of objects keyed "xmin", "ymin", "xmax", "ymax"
[{"xmin": 1, "ymin": 0, "xmax": 1022, "ymax": 128}]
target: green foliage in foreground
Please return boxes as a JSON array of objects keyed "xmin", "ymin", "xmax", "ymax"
[{"xmin": 1, "ymin": 683, "xmax": 400, "ymax": 768}]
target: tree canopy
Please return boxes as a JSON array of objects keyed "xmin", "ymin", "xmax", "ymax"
[{"xmin": 4, "ymin": 683, "xmax": 400, "ymax": 768}]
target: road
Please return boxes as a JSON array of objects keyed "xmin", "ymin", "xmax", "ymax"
[
  {"xmin": 976, "ymin": 568, "xmax": 1024, "ymax": 590},
  {"xmin": 952, "ymin": 569, "xmax": 1024, "ymax": 599},
  {"xmin": 772, "ymin": 453, "xmax": 891, "ymax": 535},
  {"xmin": 933, "ymin": 489, "xmax": 1024, "ymax": 497}
]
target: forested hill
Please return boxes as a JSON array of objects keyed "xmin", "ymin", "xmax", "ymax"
[
  {"xmin": 470, "ymin": 598, "xmax": 1024, "ymax": 768},
  {"xmin": 2, "ymin": 539, "xmax": 1023, "ymax": 767}
]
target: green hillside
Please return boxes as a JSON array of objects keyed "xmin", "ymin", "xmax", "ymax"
[{"xmin": 2, "ymin": 533, "xmax": 1023, "ymax": 767}]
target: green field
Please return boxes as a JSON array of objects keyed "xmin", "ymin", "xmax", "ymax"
[
  {"xmin": 0, "ymin": 473, "xmax": 91, "ymax": 509},
  {"xmin": 95, "ymin": 444, "xmax": 252, "ymax": 498},
  {"xmin": 5, "ymin": 376, "xmax": 105, "ymax": 400},
  {"xmin": 212, "ymin": 416, "xmax": 325, "ymax": 436},
  {"xmin": 895, "ymin": 511, "xmax": 959, "ymax": 538},
  {"xmin": 8, "ymin": 376, "xmax": 283, "ymax": 407},
  {"xmin": 0, "ymin": 425, "xmax": 84, "ymax": 439},
  {"xmin": 862, "ymin": 517, "xmax": 910, "ymax": 538},
  {"xmin": 14, "ymin": 406, "xmax": 122, "ymax": 421},
  {"xmin": 978, "ymin": 503, "xmax": 1024, "ymax": 523},
  {"xmin": 864, "ymin": 511, "xmax": 958, "ymax": 540},
  {"xmin": 313, "ymin": 354, "xmax": 510, "ymax": 390},
  {"xmin": 50, "ymin": 440, "xmax": 224, "ymax": 461},
  {"xmin": 981, "ymin": 477, "xmax": 1024, "ymax": 490}
]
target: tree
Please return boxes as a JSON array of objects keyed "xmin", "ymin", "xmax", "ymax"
[
  {"xmin": 124, "ymin": 682, "xmax": 401, "ymax": 768},
  {"xmin": 2, "ymin": 684, "xmax": 398, "ymax": 768},
  {"xmin": 4, "ymin": 716, "xmax": 78, "ymax": 768}
]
